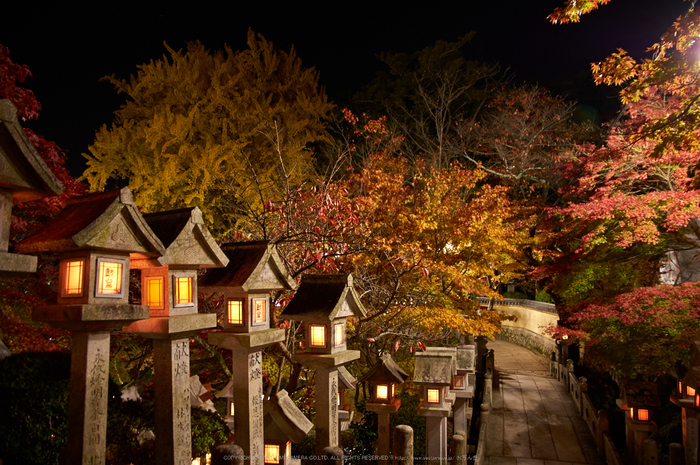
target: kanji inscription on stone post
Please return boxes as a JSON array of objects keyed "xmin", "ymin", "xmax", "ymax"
[{"xmin": 249, "ymin": 351, "xmax": 264, "ymax": 465}]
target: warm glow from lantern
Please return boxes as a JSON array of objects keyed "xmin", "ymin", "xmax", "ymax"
[
  {"xmin": 145, "ymin": 277, "xmax": 163, "ymax": 308},
  {"xmin": 688, "ymin": 386, "xmax": 696, "ymax": 397},
  {"xmin": 427, "ymin": 388, "xmax": 440, "ymax": 403},
  {"xmin": 229, "ymin": 402, "xmax": 235, "ymax": 417},
  {"xmin": 228, "ymin": 300, "xmax": 243, "ymax": 325},
  {"xmin": 174, "ymin": 276, "xmax": 193, "ymax": 305},
  {"xmin": 62, "ymin": 259, "xmax": 84, "ymax": 295},
  {"xmin": 391, "ymin": 383, "xmax": 395, "ymax": 398},
  {"xmin": 310, "ymin": 325, "xmax": 326, "ymax": 347},
  {"xmin": 252, "ymin": 298, "xmax": 267, "ymax": 325},
  {"xmin": 629, "ymin": 408, "xmax": 634, "ymax": 419},
  {"xmin": 696, "ymin": 393, "xmax": 700, "ymax": 407},
  {"xmin": 286, "ymin": 442, "xmax": 291, "ymax": 462},
  {"xmin": 264, "ymin": 444, "xmax": 279, "ymax": 464},
  {"xmin": 679, "ymin": 381, "xmax": 684, "ymax": 394},
  {"xmin": 637, "ymin": 409, "xmax": 649, "ymax": 421},
  {"xmin": 337, "ymin": 391, "xmax": 341, "ymax": 406},
  {"xmin": 97, "ymin": 260, "xmax": 123, "ymax": 295},
  {"xmin": 334, "ymin": 324, "xmax": 344, "ymax": 346},
  {"xmin": 376, "ymin": 384, "xmax": 389, "ymax": 400}
]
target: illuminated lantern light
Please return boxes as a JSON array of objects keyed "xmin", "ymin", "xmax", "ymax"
[
  {"xmin": 688, "ymin": 386, "xmax": 696, "ymax": 397},
  {"xmin": 144, "ymin": 276, "xmax": 163, "ymax": 309},
  {"xmin": 286, "ymin": 442, "xmax": 291, "ymax": 463},
  {"xmin": 264, "ymin": 444, "xmax": 280, "ymax": 464},
  {"xmin": 337, "ymin": 391, "xmax": 341, "ymax": 407},
  {"xmin": 252, "ymin": 298, "xmax": 267, "ymax": 326},
  {"xmin": 61, "ymin": 259, "xmax": 85, "ymax": 296},
  {"xmin": 310, "ymin": 325, "xmax": 326, "ymax": 348},
  {"xmin": 427, "ymin": 388, "xmax": 440, "ymax": 404},
  {"xmin": 376, "ymin": 384, "xmax": 389, "ymax": 401},
  {"xmin": 174, "ymin": 276, "xmax": 193, "ymax": 306},
  {"xmin": 679, "ymin": 381, "xmax": 684, "ymax": 395},
  {"xmin": 96, "ymin": 258, "xmax": 124, "ymax": 296},
  {"xmin": 696, "ymin": 393, "xmax": 700, "ymax": 408},
  {"xmin": 637, "ymin": 409, "xmax": 650, "ymax": 421},
  {"xmin": 334, "ymin": 324, "xmax": 344, "ymax": 347},
  {"xmin": 227, "ymin": 300, "xmax": 244, "ymax": 325},
  {"xmin": 229, "ymin": 401, "xmax": 235, "ymax": 417},
  {"xmin": 391, "ymin": 383, "xmax": 395, "ymax": 398}
]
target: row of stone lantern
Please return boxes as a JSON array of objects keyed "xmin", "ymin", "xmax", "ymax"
[{"xmin": 672, "ymin": 342, "xmax": 700, "ymax": 465}]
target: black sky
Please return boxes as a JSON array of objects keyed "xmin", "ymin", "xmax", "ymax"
[{"xmin": 0, "ymin": 0, "xmax": 690, "ymax": 177}]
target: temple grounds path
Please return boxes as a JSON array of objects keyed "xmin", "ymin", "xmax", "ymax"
[{"xmin": 485, "ymin": 339, "xmax": 603, "ymax": 465}]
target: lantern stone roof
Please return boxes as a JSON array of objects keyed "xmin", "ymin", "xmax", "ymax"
[
  {"xmin": 264, "ymin": 389, "xmax": 313, "ymax": 443},
  {"xmin": 413, "ymin": 352, "xmax": 455, "ymax": 386},
  {"xmin": 198, "ymin": 241, "xmax": 295, "ymax": 293},
  {"xmin": 338, "ymin": 366, "xmax": 357, "ymax": 391},
  {"xmin": 15, "ymin": 187, "xmax": 165, "ymax": 256},
  {"xmin": 280, "ymin": 274, "xmax": 367, "ymax": 321},
  {"xmin": 360, "ymin": 353, "xmax": 410, "ymax": 385},
  {"xmin": 426, "ymin": 346, "xmax": 475, "ymax": 372},
  {"xmin": 0, "ymin": 100, "xmax": 64, "ymax": 202},
  {"xmin": 131, "ymin": 207, "xmax": 228, "ymax": 268},
  {"xmin": 620, "ymin": 382, "xmax": 661, "ymax": 408}
]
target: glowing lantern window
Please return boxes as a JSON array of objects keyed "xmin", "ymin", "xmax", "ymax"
[
  {"xmin": 174, "ymin": 276, "xmax": 193, "ymax": 306},
  {"xmin": 252, "ymin": 298, "xmax": 267, "ymax": 326},
  {"xmin": 334, "ymin": 324, "xmax": 344, "ymax": 347},
  {"xmin": 688, "ymin": 386, "xmax": 696, "ymax": 397},
  {"xmin": 227, "ymin": 300, "xmax": 244, "ymax": 325},
  {"xmin": 61, "ymin": 259, "xmax": 84, "ymax": 296},
  {"xmin": 144, "ymin": 277, "xmax": 163, "ymax": 308},
  {"xmin": 264, "ymin": 444, "xmax": 279, "ymax": 464},
  {"xmin": 391, "ymin": 383, "xmax": 395, "ymax": 398},
  {"xmin": 310, "ymin": 325, "xmax": 326, "ymax": 347},
  {"xmin": 96, "ymin": 258, "xmax": 124, "ymax": 297},
  {"xmin": 696, "ymin": 393, "xmax": 700, "ymax": 407},
  {"xmin": 679, "ymin": 381, "xmax": 684, "ymax": 394},
  {"xmin": 427, "ymin": 388, "xmax": 440, "ymax": 404},
  {"xmin": 376, "ymin": 384, "xmax": 389, "ymax": 400},
  {"xmin": 229, "ymin": 402, "xmax": 235, "ymax": 417},
  {"xmin": 337, "ymin": 392, "xmax": 341, "ymax": 406},
  {"xmin": 629, "ymin": 408, "xmax": 634, "ymax": 419},
  {"xmin": 286, "ymin": 442, "xmax": 291, "ymax": 462},
  {"xmin": 637, "ymin": 409, "xmax": 650, "ymax": 421}
]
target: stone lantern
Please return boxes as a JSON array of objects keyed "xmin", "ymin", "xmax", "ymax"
[
  {"xmin": 123, "ymin": 206, "xmax": 228, "ymax": 465},
  {"xmin": 199, "ymin": 241, "xmax": 296, "ymax": 465},
  {"xmin": 280, "ymin": 273, "xmax": 367, "ymax": 458},
  {"xmin": 0, "ymin": 100, "xmax": 64, "ymax": 277},
  {"xmin": 426, "ymin": 346, "xmax": 476, "ymax": 435},
  {"xmin": 263, "ymin": 389, "xmax": 314, "ymax": 465},
  {"xmin": 217, "ymin": 379, "xmax": 235, "ymax": 431},
  {"xmin": 361, "ymin": 353, "xmax": 409, "ymax": 465},
  {"xmin": 414, "ymin": 351, "xmax": 456, "ymax": 465},
  {"xmin": 617, "ymin": 381, "xmax": 660, "ymax": 465},
  {"xmin": 671, "ymin": 341, "xmax": 700, "ymax": 465},
  {"xmin": 16, "ymin": 187, "xmax": 163, "ymax": 465}
]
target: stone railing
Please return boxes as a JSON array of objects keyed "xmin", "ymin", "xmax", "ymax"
[
  {"xmin": 476, "ymin": 297, "xmax": 557, "ymax": 314},
  {"xmin": 551, "ymin": 358, "xmax": 625, "ymax": 465}
]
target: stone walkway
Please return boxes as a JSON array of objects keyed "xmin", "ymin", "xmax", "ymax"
[{"xmin": 485, "ymin": 339, "xmax": 603, "ymax": 465}]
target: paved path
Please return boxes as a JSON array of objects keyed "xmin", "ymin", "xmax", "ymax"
[{"xmin": 485, "ymin": 340, "xmax": 603, "ymax": 465}]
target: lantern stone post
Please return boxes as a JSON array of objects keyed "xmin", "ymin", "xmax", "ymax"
[
  {"xmin": 124, "ymin": 207, "xmax": 228, "ymax": 465},
  {"xmin": 361, "ymin": 353, "xmax": 410, "ymax": 465},
  {"xmin": 200, "ymin": 241, "xmax": 296, "ymax": 465},
  {"xmin": 414, "ymin": 351, "xmax": 456, "ymax": 465},
  {"xmin": 16, "ymin": 187, "xmax": 164, "ymax": 465},
  {"xmin": 281, "ymin": 274, "xmax": 367, "ymax": 461},
  {"xmin": 617, "ymin": 382, "xmax": 660, "ymax": 465},
  {"xmin": 0, "ymin": 100, "xmax": 63, "ymax": 277}
]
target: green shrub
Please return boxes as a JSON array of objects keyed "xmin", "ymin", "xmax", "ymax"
[
  {"xmin": 502, "ymin": 291, "xmax": 529, "ymax": 300},
  {"xmin": 535, "ymin": 290, "xmax": 554, "ymax": 303}
]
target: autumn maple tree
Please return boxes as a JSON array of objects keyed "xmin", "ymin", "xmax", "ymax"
[{"xmin": 542, "ymin": 0, "xmax": 700, "ymax": 378}]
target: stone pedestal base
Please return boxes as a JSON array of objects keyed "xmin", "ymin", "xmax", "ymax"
[
  {"xmin": 35, "ymin": 304, "xmax": 148, "ymax": 465},
  {"xmin": 210, "ymin": 329, "xmax": 285, "ymax": 465},
  {"xmin": 126, "ymin": 313, "xmax": 217, "ymax": 465},
  {"xmin": 366, "ymin": 400, "xmax": 401, "ymax": 465},
  {"xmin": 293, "ymin": 351, "xmax": 360, "ymax": 461}
]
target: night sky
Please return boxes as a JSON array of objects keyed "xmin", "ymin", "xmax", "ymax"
[{"xmin": 0, "ymin": 0, "xmax": 690, "ymax": 177}]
